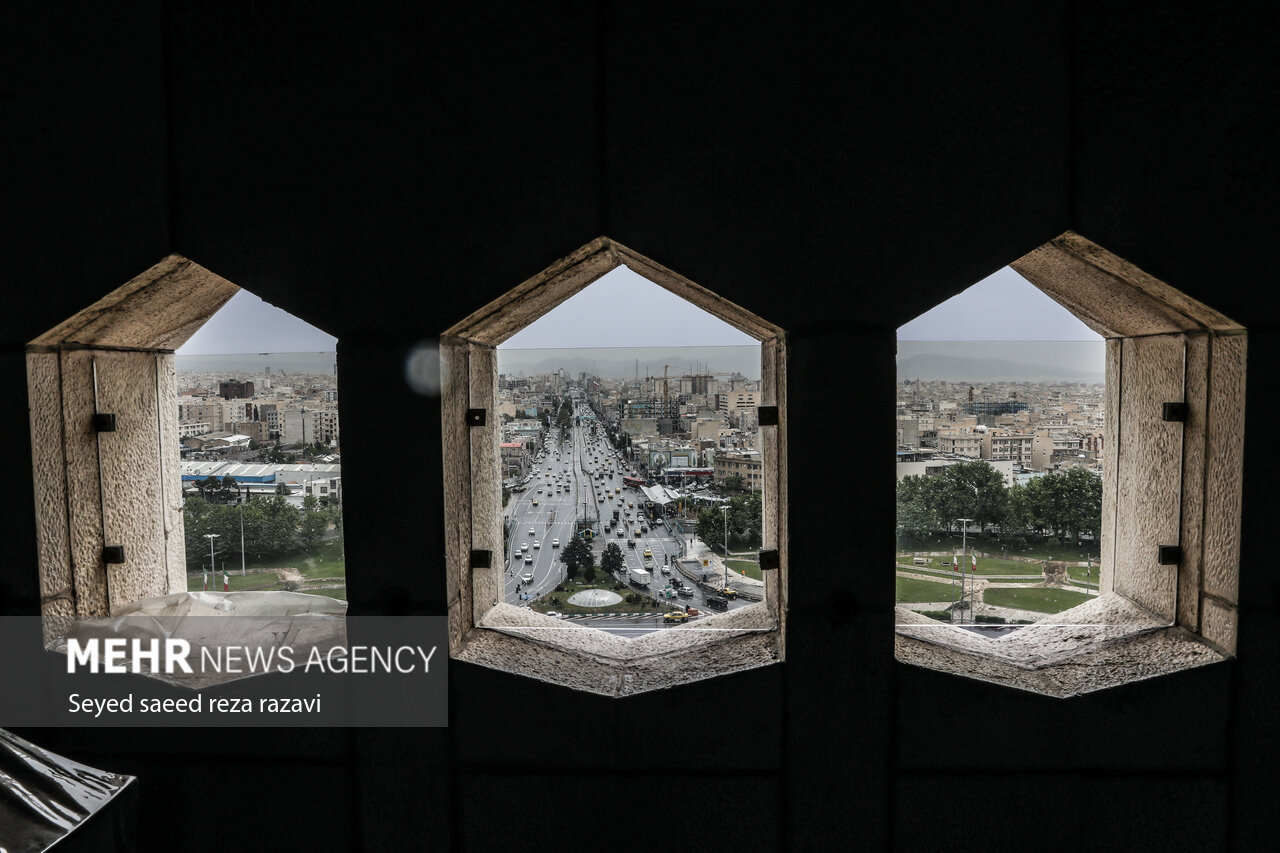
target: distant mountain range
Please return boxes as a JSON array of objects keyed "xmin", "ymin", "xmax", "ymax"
[{"xmin": 896, "ymin": 353, "xmax": 1104, "ymax": 382}]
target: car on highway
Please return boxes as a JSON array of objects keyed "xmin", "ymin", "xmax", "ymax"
[
  {"xmin": 720, "ymin": 588, "xmax": 738, "ymax": 599},
  {"xmin": 552, "ymin": 538, "xmax": 559, "ymax": 547},
  {"xmin": 523, "ymin": 554, "xmax": 533, "ymax": 564},
  {"xmin": 545, "ymin": 611, "xmax": 561, "ymax": 618},
  {"xmin": 520, "ymin": 542, "xmax": 528, "ymax": 551},
  {"xmin": 677, "ymin": 586, "xmax": 694, "ymax": 598},
  {"xmin": 627, "ymin": 539, "xmax": 635, "ymax": 548},
  {"xmin": 533, "ymin": 540, "xmax": 541, "ymax": 549},
  {"xmin": 663, "ymin": 611, "xmax": 689, "ymax": 623},
  {"xmin": 707, "ymin": 596, "xmax": 728, "ymax": 610},
  {"xmin": 521, "ymin": 573, "xmax": 534, "ymax": 583},
  {"xmin": 532, "ymin": 499, "xmax": 538, "ymax": 506},
  {"xmin": 528, "ymin": 527, "xmax": 535, "ymax": 535},
  {"xmin": 616, "ymin": 528, "xmax": 624, "ymax": 536}
]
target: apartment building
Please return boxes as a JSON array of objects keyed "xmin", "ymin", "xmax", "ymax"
[
  {"xmin": 936, "ymin": 427, "xmax": 983, "ymax": 458},
  {"xmin": 981, "ymin": 430, "xmax": 1034, "ymax": 465},
  {"xmin": 712, "ymin": 449, "xmax": 763, "ymax": 489},
  {"xmin": 229, "ymin": 421, "xmax": 270, "ymax": 443},
  {"xmin": 178, "ymin": 402, "xmax": 225, "ymax": 432},
  {"xmin": 1030, "ymin": 426, "xmax": 1085, "ymax": 471},
  {"xmin": 717, "ymin": 390, "xmax": 760, "ymax": 416}
]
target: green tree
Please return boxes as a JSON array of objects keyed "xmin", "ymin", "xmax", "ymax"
[
  {"xmin": 560, "ymin": 536, "xmax": 589, "ymax": 580},
  {"xmin": 696, "ymin": 507, "xmax": 726, "ymax": 553},
  {"xmin": 298, "ymin": 495, "xmax": 328, "ymax": 550},
  {"xmin": 256, "ymin": 495, "xmax": 301, "ymax": 556},
  {"xmin": 601, "ymin": 542, "xmax": 624, "ymax": 576},
  {"xmin": 726, "ymin": 492, "xmax": 762, "ymax": 549},
  {"xmin": 220, "ymin": 475, "xmax": 240, "ymax": 502},
  {"xmin": 896, "ymin": 474, "xmax": 948, "ymax": 536},
  {"xmin": 940, "ymin": 461, "xmax": 1009, "ymax": 533}
]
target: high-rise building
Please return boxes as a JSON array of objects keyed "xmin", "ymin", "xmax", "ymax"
[{"xmin": 219, "ymin": 379, "xmax": 255, "ymax": 399}]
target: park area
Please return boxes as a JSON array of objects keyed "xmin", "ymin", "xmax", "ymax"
[
  {"xmin": 530, "ymin": 577, "xmax": 684, "ymax": 615},
  {"xmin": 186, "ymin": 540, "xmax": 346, "ymax": 601}
]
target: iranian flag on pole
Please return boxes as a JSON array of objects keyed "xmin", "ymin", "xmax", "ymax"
[
  {"xmin": 972, "ymin": 553, "xmax": 977, "ymax": 573},
  {"xmin": 952, "ymin": 556, "xmax": 959, "ymax": 573}
]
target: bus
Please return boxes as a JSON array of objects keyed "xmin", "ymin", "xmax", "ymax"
[{"xmin": 623, "ymin": 475, "xmax": 646, "ymax": 490}]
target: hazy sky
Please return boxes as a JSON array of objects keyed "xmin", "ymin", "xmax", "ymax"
[
  {"xmin": 178, "ymin": 264, "xmax": 1086, "ymax": 357},
  {"xmin": 499, "ymin": 265, "xmax": 759, "ymax": 349},
  {"xmin": 177, "ymin": 290, "xmax": 337, "ymax": 355},
  {"xmin": 897, "ymin": 266, "xmax": 1100, "ymax": 341}
]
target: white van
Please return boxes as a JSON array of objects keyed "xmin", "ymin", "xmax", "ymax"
[{"xmin": 912, "ymin": 557, "xmax": 928, "ymax": 566}]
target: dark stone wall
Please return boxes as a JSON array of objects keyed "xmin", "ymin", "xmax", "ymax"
[{"xmin": 3, "ymin": 2, "xmax": 1277, "ymax": 850}]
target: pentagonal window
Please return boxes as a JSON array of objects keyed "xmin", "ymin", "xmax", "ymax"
[
  {"xmin": 26, "ymin": 256, "xmax": 346, "ymax": 647},
  {"xmin": 435, "ymin": 238, "xmax": 787, "ymax": 696},
  {"xmin": 894, "ymin": 232, "xmax": 1245, "ymax": 697}
]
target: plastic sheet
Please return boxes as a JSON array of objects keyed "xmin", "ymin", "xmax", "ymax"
[
  {"xmin": 50, "ymin": 591, "xmax": 349, "ymax": 689},
  {"xmin": 0, "ymin": 729, "xmax": 134, "ymax": 853}
]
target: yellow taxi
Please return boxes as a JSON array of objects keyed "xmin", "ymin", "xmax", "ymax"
[{"xmin": 662, "ymin": 611, "xmax": 689, "ymax": 624}]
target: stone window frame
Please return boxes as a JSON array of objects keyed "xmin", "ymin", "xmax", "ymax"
[
  {"xmin": 895, "ymin": 231, "xmax": 1246, "ymax": 697},
  {"xmin": 25, "ymin": 255, "xmax": 245, "ymax": 643},
  {"xmin": 439, "ymin": 237, "xmax": 788, "ymax": 697}
]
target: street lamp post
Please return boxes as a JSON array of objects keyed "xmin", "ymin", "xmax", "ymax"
[
  {"xmin": 204, "ymin": 533, "xmax": 220, "ymax": 591},
  {"xmin": 721, "ymin": 504, "xmax": 730, "ymax": 591},
  {"xmin": 954, "ymin": 517, "xmax": 973, "ymax": 623}
]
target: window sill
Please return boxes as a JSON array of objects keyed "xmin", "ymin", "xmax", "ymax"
[
  {"xmin": 451, "ymin": 601, "xmax": 782, "ymax": 697},
  {"xmin": 894, "ymin": 593, "xmax": 1229, "ymax": 697}
]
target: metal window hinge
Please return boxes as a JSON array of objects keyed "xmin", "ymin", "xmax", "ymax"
[
  {"xmin": 1162, "ymin": 402, "xmax": 1187, "ymax": 422},
  {"xmin": 759, "ymin": 549, "xmax": 780, "ymax": 571},
  {"xmin": 92, "ymin": 413, "xmax": 117, "ymax": 432},
  {"xmin": 757, "ymin": 406, "xmax": 779, "ymax": 426},
  {"xmin": 466, "ymin": 408, "xmax": 486, "ymax": 427},
  {"xmin": 1157, "ymin": 545, "xmax": 1182, "ymax": 565},
  {"xmin": 102, "ymin": 545, "xmax": 125, "ymax": 564},
  {"xmin": 469, "ymin": 549, "xmax": 492, "ymax": 569}
]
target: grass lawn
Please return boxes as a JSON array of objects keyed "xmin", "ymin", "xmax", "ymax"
[
  {"xmin": 203, "ymin": 540, "xmax": 347, "ymax": 575},
  {"xmin": 896, "ymin": 576, "xmax": 961, "ymax": 604},
  {"xmin": 725, "ymin": 558, "xmax": 763, "ymax": 581},
  {"xmin": 186, "ymin": 541, "xmax": 347, "ymax": 602},
  {"xmin": 1065, "ymin": 564, "xmax": 1101, "ymax": 583},
  {"xmin": 982, "ymin": 586, "xmax": 1093, "ymax": 614},
  {"xmin": 897, "ymin": 534, "xmax": 1099, "ymax": 563},
  {"xmin": 897, "ymin": 555, "xmax": 1042, "ymax": 576}
]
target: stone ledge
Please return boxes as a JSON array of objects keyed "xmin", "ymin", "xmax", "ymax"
[
  {"xmin": 457, "ymin": 604, "xmax": 782, "ymax": 696},
  {"xmin": 895, "ymin": 596, "xmax": 1229, "ymax": 697}
]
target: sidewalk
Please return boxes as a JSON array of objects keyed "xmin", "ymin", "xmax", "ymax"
[{"xmin": 683, "ymin": 537, "xmax": 766, "ymax": 592}]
